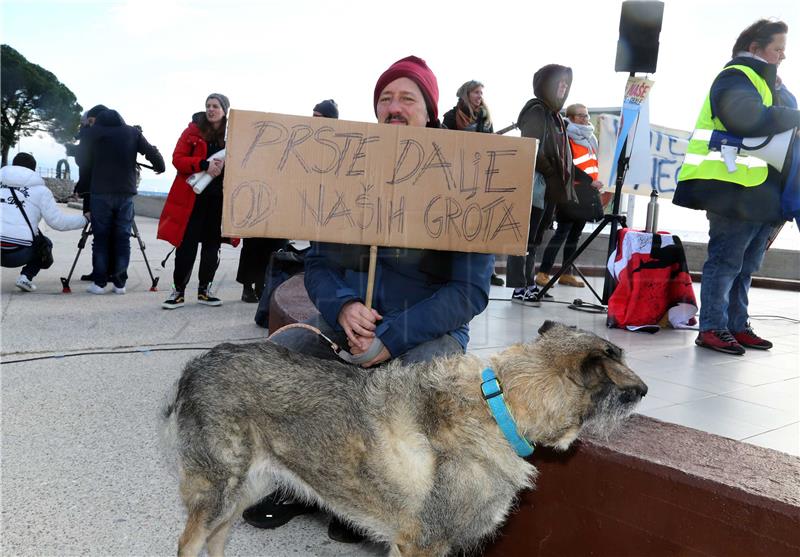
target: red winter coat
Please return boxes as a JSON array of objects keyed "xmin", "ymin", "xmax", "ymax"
[{"xmin": 157, "ymin": 122, "xmax": 209, "ymax": 247}]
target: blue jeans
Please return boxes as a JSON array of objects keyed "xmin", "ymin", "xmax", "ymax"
[
  {"xmin": 699, "ymin": 212, "xmax": 773, "ymax": 332},
  {"xmin": 90, "ymin": 193, "xmax": 134, "ymax": 288},
  {"xmin": 1, "ymin": 245, "xmax": 41, "ymax": 279},
  {"xmin": 268, "ymin": 313, "xmax": 464, "ymax": 364}
]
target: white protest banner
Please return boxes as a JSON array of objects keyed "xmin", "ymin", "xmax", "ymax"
[
  {"xmin": 597, "ymin": 114, "xmax": 690, "ymax": 199},
  {"xmin": 222, "ymin": 111, "xmax": 538, "ymax": 255}
]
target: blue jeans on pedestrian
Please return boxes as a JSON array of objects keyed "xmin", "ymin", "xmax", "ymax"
[
  {"xmin": 268, "ymin": 313, "xmax": 464, "ymax": 364},
  {"xmin": 699, "ymin": 211, "xmax": 773, "ymax": 333},
  {"xmin": 90, "ymin": 193, "xmax": 134, "ymax": 288},
  {"xmin": 1, "ymin": 245, "xmax": 41, "ymax": 279}
]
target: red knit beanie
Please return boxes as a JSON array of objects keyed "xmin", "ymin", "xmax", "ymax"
[{"xmin": 373, "ymin": 55, "xmax": 439, "ymax": 124}]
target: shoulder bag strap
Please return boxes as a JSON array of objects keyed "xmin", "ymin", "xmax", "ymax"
[{"xmin": 9, "ymin": 188, "xmax": 37, "ymax": 238}]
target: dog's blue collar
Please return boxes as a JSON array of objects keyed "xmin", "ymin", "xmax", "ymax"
[{"xmin": 480, "ymin": 367, "xmax": 534, "ymax": 457}]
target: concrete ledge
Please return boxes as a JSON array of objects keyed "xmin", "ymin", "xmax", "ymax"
[
  {"xmin": 485, "ymin": 415, "xmax": 800, "ymax": 557},
  {"xmin": 268, "ymin": 274, "xmax": 318, "ymax": 332},
  {"xmin": 533, "ymin": 264, "xmax": 800, "ymax": 292}
]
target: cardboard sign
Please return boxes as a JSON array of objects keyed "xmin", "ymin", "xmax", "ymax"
[{"xmin": 222, "ymin": 111, "xmax": 537, "ymax": 255}]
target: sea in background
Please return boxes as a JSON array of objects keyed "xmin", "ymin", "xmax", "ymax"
[{"xmin": 139, "ymin": 177, "xmax": 800, "ymax": 253}]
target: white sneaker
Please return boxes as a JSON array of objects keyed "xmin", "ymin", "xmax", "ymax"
[
  {"xmin": 15, "ymin": 275, "xmax": 36, "ymax": 292},
  {"xmin": 112, "ymin": 286, "xmax": 126, "ymax": 295},
  {"xmin": 87, "ymin": 283, "xmax": 107, "ymax": 295}
]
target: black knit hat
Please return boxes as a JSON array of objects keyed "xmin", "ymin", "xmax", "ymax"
[
  {"xmin": 313, "ymin": 99, "xmax": 339, "ymax": 119},
  {"xmin": 12, "ymin": 152, "xmax": 36, "ymax": 171},
  {"xmin": 86, "ymin": 104, "xmax": 109, "ymax": 119}
]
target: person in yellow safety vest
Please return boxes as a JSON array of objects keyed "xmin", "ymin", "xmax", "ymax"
[
  {"xmin": 535, "ymin": 103, "xmax": 605, "ymax": 289},
  {"xmin": 673, "ymin": 19, "xmax": 799, "ymax": 355}
]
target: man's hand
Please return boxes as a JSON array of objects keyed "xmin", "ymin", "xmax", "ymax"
[
  {"xmin": 338, "ymin": 301, "xmax": 382, "ymax": 348},
  {"xmin": 359, "ymin": 346, "xmax": 391, "ymax": 368},
  {"xmin": 591, "ymin": 179, "xmax": 605, "ymax": 190}
]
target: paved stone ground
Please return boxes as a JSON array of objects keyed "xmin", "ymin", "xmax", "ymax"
[{"xmin": 1, "ymin": 209, "xmax": 384, "ymax": 556}]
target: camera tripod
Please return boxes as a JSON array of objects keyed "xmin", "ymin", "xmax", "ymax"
[
  {"xmin": 533, "ymin": 137, "xmax": 631, "ymax": 307},
  {"xmin": 60, "ymin": 218, "xmax": 159, "ymax": 293}
]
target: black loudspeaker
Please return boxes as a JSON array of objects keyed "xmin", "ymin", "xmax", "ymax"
[{"xmin": 615, "ymin": 1, "xmax": 664, "ymax": 73}]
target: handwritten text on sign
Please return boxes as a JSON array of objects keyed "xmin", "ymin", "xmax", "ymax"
[{"xmin": 222, "ymin": 111, "xmax": 537, "ymax": 255}]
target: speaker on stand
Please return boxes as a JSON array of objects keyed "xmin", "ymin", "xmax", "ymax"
[{"xmin": 533, "ymin": 1, "xmax": 665, "ymax": 308}]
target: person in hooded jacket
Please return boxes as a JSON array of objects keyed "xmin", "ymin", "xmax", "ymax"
[
  {"xmin": 77, "ymin": 108, "xmax": 165, "ymax": 295},
  {"xmin": 158, "ymin": 93, "xmax": 230, "ymax": 309},
  {"xmin": 73, "ymin": 104, "xmax": 113, "ymax": 284},
  {"xmin": 506, "ymin": 64, "xmax": 576, "ymax": 305},
  {"xmin": 1, "ymin": 153, "xmax": 88, "ymax": 292},
  {"xmin": 673, "ymin": 19, "xmax": 799, "ymax": 355}
]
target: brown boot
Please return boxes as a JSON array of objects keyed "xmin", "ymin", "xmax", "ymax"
[
  {"xmin": 558, "ymin": 274, "xmax": 585, "ymax": 287},
  {"xmin": 534, "ymin": 272, "xmax": 550, "ymax": 287}
]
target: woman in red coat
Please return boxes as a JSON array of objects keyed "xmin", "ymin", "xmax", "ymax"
[{"xmin": 157, "ymin": 93, "xmax": 229, "ymax": 309}]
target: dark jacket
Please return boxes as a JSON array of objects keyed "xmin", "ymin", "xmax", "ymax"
[
  {"xmin": 304, "ymin": 243, "xmax": 493, "ymax": 358},
  {"xmin": 77, "ymin": 110, "xmax": 165, "ymax": 196},
  {"xmin": 442, "ymin": 104, "xmax": 493, "ymax": 133},
  {"xmin": 672, "ymin": 56, "xmax": 800, "ymax": 223},
  {"xmin": 518, "ymin": 64, "xmax": 576, "ymax": 205}
]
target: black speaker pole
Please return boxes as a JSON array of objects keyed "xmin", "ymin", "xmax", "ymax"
[
  {"xmin": 534, "ymin": 74, "xmax": 635, "ymax": 306},
  {"xmin": 602, "ymin": 111, "xmax": 633, "ymax": 304}
]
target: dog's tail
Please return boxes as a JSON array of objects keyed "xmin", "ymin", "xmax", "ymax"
[{"xmin": 158, "ymin": 379, "xmax": 181, "ymax": 476}]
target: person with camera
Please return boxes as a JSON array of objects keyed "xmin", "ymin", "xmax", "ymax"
[
  {"xmin": 77, "ymin": 108, "xmax": 165, "ymax": 295},
  {"xmin": 1, "ymin": 153, "xmax": 88, "ymax": 292},
  {"xmin": 158, "ymin": 93, "xmax": 231, "ymax": 309},
  {"xmin": 535, "ymin": 103, "xmax": 604, "ymax": 289}
]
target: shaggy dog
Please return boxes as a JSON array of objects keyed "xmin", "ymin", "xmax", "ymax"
[{"xmin": 163, "ymin": 320, "xmax": 647, "ymax": 556}]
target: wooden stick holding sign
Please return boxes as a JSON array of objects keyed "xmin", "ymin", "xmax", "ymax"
[{"xmin": 365, "ymin": 245, "xmax": 378, "ymax": 310}]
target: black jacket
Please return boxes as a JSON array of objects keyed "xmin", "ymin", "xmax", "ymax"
[
  {"xmin": 77, "ymin": 110, "xmax": 165, "ymax": 195},
  {"xmin": 518, "ymin": 64, "xmax": 576, "ymax": 205},
  {"xmin": 442, "ymin": 104, "xmax": 493, "ymax": 133},
  {"xmin": 673, "ymin": 56, "xmax": 800, "ymax": 223}
]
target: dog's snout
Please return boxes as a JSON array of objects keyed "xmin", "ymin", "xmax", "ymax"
[{"xmin": 620, "ymin": 383, "xmax": 648, "ymax": 404}]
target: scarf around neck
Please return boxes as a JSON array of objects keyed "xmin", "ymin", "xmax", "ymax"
[{"xmin": 566, "ymin": 121, "xmax": 598, "ymax": 153}]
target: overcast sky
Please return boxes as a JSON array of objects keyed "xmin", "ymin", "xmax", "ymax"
[{"xmin": 2, "ymin": 0, "xmax": 797, "ymax": 198}]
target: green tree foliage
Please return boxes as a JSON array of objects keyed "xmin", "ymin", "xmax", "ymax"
[{"xmin": 1, "ymin": 44, "xmax": 82, "ymax": 166}]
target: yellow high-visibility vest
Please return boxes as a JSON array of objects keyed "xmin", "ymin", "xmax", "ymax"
[{"xmin": 677, "ymin": 64, "xmax": 772, "ymax": 186}]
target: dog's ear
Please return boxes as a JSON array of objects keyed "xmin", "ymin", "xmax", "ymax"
[{"xmin": 538, "ymin": 320, "xmax": 559, "ymax": 335}]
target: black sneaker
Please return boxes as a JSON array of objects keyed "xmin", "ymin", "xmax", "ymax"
[
  {"xmin": 241, "ymin": 284, "xmax": 259, "ymax": 303},
  {"xmin": 327, "ymin": 516, "xmax": 365, "ymax": 544},
  {"xmin": 198, "ymin": 286, "xmax": 222, "ymax": 306},
  {"xmin": 490, "ymin": 274, "xmax": 505, "ymax": 286},
  {"xmin": 161, "ymin": 289, "xmax": 185, "ymax": 309},
  {"xmin": 242, "ymin": 494, "xmax": 316, "ymax": 529}
]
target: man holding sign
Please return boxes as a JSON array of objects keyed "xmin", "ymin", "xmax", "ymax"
[{"xmin": 242, "ymin": 56, "xmax": 495, "ymax": 540}]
